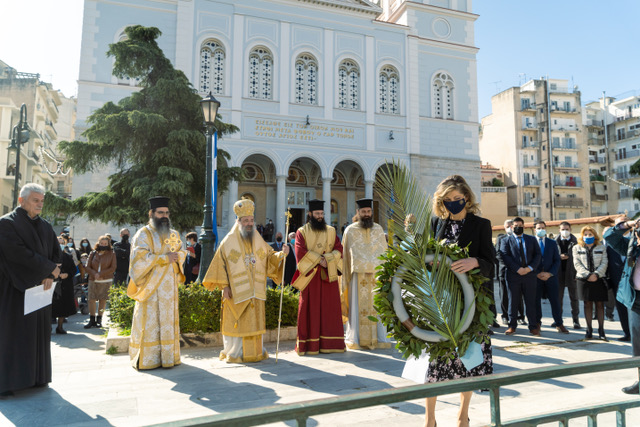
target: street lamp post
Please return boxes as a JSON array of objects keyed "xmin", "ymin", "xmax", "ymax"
[
  {"xmin": 197, "ymin": 92, "xmax": 221, "ymax": 283},
  {"xmin": 7, "ymin": 104, "xmax": 29, "ymax": 209}
]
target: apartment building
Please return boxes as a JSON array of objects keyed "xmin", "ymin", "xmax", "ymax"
[
  {"xmin": 583, "ymin": 100, "xmax": 610, "ymax": 216},
  {"xmin": 479, "ymin": 78, "xmax": 589, "ymax": 222}
]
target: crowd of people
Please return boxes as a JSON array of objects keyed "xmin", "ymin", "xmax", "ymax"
[{"xmin": 1, "ymin": 178, "xmax": 639, "ymax": 426}]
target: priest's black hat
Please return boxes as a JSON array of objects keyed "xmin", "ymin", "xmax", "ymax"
[
  {"xmin": 149, "ymin": 196, "xmax": 170, "ymax": 210},
  {"xmin": 356, "ymin": 198, "xmax": 373, "ymax": 209},
  {"xmin": 308, "ymin": 199, "xmax": 324, "ymax": 212}
]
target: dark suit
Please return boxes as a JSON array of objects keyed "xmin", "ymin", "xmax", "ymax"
[
  {"xmin": 496, "ymin": 233, "xmax": 524, "ymax": 322},
  {"xmin": 606, "ymin": 244, "xmax": 630, "ymax": 337},
  {"xmin": 432, "ymin": 214, "xmax": 497, "ymax": 318},
  {"xmin": 534, "ymin": 236, "xmax": 563, "ymax": 326},
  {"xmin": 555, "ymin": 234, "xmax": 580, "ymax": 324},
  {"xmin": 500, "ymin": 233, "xmax": 542, "ymax": 329},
  {"xmin": 270, "ymin": 241, "xmax": 296, "ymax": 286}
]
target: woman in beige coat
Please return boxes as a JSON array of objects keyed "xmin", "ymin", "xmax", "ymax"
[{"xmin": 572, "ymin": 226, "xmax": 608, "ymax": 340}]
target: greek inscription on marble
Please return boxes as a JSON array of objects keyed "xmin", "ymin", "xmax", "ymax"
[{"xmin": 253, "ymin": 118, "xmax": 356, "ymax": 142}]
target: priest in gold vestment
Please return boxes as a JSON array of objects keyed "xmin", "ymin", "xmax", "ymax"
[
  {"xmin": 127, "ymin": 197, "xmax": 186, "ymax": 370},
  {"xmin": 342, "ymin": 198, "xmax": 391, "ymax": 350},
  {"xmin": 203, "ymin": 199, "xmax": 288, "ymax": 363}
]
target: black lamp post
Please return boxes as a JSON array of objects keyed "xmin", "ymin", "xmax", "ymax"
[
  {"xmin": 8, "ymin": 104, "xmax": 29, "ymax": 209},
  {"xmin": 197, "ymin": 92, "xmax": 221, "ymax": 283}
]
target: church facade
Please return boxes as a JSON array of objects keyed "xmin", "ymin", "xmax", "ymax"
[{"xmin": 74, "ymin": 0, "xmax": 480, "ymax": 239}]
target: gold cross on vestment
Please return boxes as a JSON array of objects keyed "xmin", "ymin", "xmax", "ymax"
[
  {"xmin": 284, "ymin": 209, "xmax": 292, "ymax": 226},
  {"xmin": 164, "ymin": 232, "xmax": 182, "ymax": 252}
]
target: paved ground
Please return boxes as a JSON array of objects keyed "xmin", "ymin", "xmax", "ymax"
[{"xmin": 1, "ymin": 293, "xmax": 640, "ymax": 426}]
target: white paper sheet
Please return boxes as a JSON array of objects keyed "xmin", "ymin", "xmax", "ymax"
[
  {"xmin": 401, "ymin": 349, "xmax": 430, "ymax": 384},
  {"xmin": 24, "ymin": 284, "xmax": 56, "ymax": 315}
]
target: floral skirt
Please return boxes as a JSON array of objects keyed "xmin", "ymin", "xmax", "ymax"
[{"xmin": 426, "ymin": 341, "xmax": 493, "ymax": 383}]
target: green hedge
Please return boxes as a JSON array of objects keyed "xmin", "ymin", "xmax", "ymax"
[{"xmin": 108, "ymin": 283, "xmax": 299, "ymax": 334}]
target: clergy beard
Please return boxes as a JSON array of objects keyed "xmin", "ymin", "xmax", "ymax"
[
  {"xmin": 359, "ymin": 216, "xmax": 373, "ymax": 229},
  {"xmin": 151, "ymin": 216, "xmax": 171, "ymax": 239},
  {"xmin": 239, "ymin": 225, "xmax": 254, "ymax": 240},
  {"xmin": 308, "ymin": 215, "xmax": 327, "ymax": 231}
]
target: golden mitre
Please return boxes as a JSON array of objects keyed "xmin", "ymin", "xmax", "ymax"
[{"xmin": 234, "ymin": 198, "xmax": 255, "ymax": 218}]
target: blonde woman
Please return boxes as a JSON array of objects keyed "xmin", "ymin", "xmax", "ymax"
[
  {"xmin": 424, "ymin": 175, "xmax": 495, "ymax": 427},
  {"xmin": 572, "ymin": 226, "xmax": 608, "ymax": 340}
]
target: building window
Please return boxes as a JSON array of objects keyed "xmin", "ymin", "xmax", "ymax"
[
  {"xmin": 379, "ymin": 65, "xmax": 399, "ymax": 114},
  {"xmin": 338, "ymin": 60, "xmax": 360, "ymax": 110},
  {"xmin": 432, "ymin": 72, "xmax": 454, "ymax": 119},
  {"xmin": 115, "ymin": 32, "xmax": 140, "ymax": 87},
  {"xmin": 199, "ymin": 39, "xmax": 225, "ymax": 94},
  {"xmin": 248, "ymin": 46, "xmax": 273, "ymax": 100},
  {"xmin": 294, "ymin": 54, "xmax": 318, "ymax": 105}
]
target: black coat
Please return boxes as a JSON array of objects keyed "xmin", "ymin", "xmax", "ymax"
[
  {"xmin": 555, "ymin": 234, "xmax": 578, "ymax": 285},
  {"xmin": 0, "ymin": 207, "xmax": 61, "ymax": 393},
  {"xmin": 431, "ymin": 213, "xmax": 496, "ymax": 281},
  {"xmin": 270, "ymin": 241, "xmax": 296, "ymax": 286},
  {"xmin": 52, "ymin": 251, "xmax": 77, "ymax": 318}
]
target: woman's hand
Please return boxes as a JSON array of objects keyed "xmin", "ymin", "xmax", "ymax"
[
  {"xmin": 450, "ymin": 257, "xmax": 479, "ymax": 274},
  {"xmin": 587, "ymin": 273, "xmax": 598, "ymax": 282}
]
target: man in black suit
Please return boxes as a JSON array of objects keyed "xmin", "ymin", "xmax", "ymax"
[
  {"xmin": 534, "ymin": 221, "xmax": 568, "ymax": 333},
  {"xmin": 500, "ymin": 217, "xmax": 542, "ymax": 336},
  {"xmin": 555, "ymin": 221, "xmax": 581, "ymax": 329},
  {"xmin": 604, "ymin": 216, "xmax": 631, "ymax": 341},
  {"xmin": 495, "ymin": 219, "xmax": 526, "ymax": 326},
  {"xmin": 270, "ymin": 232, "xmax": 296, "ymax": 287}
]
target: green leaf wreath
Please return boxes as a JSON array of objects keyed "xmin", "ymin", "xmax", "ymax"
[{"xmin": 373, "ymin": 162, "xmax": 494, "ymax": 362}]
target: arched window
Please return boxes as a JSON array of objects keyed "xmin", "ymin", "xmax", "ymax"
[
  {"xmin": 432, "ymin": 72, "xmax": 454, "ymax": 119},
  {"xmin": 248, "ymin": 46, "xmax": 273, "ymax": 100},
  {"xmin": 379, "ymin": 65, "xmax": 400, "ymax": 114},
  {"xmin": 338, "ymin": 60, "xmax": 360, "ymax": 110},
  {"xmin": 199, "ymin": 39, "xmax": 225, "ymax": 94},
  {"xmin": 294, "ymin": 54, "xmax": 318, "ymax": 105}
]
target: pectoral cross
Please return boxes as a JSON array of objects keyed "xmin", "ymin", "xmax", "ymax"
[{"xmin": 164, "ymin": 232, "xmax": 182, "ymax": 253}]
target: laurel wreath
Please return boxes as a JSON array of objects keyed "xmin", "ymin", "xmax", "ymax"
[{"xmin": 373, "ymin": 239, "xmax": 494, "ymax": 362}]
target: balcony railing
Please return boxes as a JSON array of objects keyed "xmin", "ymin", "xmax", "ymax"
[
  {"xmin": 585, "ymin": 118, "xmax": 604, "ymax": 127},
  {"xmin": 590, "ymin": 174, "xmax": 606, "ymax": 182},
  {"xmin": 550, "ymin": 124, "xmax": 579, "ymax": 132},
  {"xmin": 522, "ymin": 123, "xmax": 537, "ymax": 130},
  {"xmin": 523, "ymin": 178, "xmax": 540, "ymax": 186},
  {"xmin": 550, "ymin": 106, "xmax": 577, "ymax": 113},
  {"xmin": 27, "ymin": 150, "xmax": 40, "ymax": 162},
  {"xmin": 521, "ymin": 140, "xmax": 539, "ymax": 149},
  {"xmin": 616, "ymin": 149, "xmax": 640, "ymax": 160},
  {"xmin": 554, "ymin": 197, "xmax": 584, "ymax": 208},
  {"xmin": 553, "ymin": 178, "xmax": 582, "ymax": 187},
  {"xmin": 551, "ymin": 141, "xmax": 577, "ymax": 150},
  {"xmin": 524, "ymin": 198, "xmax": 540, "ymax": 206},
  {"xmin": 553, "ymin": 162, "xmax": 579, "ymax": 169},
  {"xmin": 588, "ymin": 156, "xmax": 606, "ymax": 164},
  {"xmin": 523, "ymin": 161, "xmax": 539, "ymax": 168},
  {"xmin": 616, "ymin": 171, "xmax": 630, "ymax": 180},
  {"xmin": 614, "ymin": 110, "xmax": 640, "ymax": 121},
  {"xmin": 619, "ymin": 189, "xmax": 635, "ymax": 199},
  {"xmin": 517, "ymin": 209, "xmax": 534, "ymax": 217},
  {"xmin": 587, "ymin": 137, "xmax": 604, "ymax": 146},
  {"xmin": 615, "ymin": 130, "xmax": 640, "ymax": 142},
  {"xmin": 480, "ymin": 186, "xmax": 506, "ymax": 193}
]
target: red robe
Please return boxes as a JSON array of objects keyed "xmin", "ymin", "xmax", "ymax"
[{"xmin": 293, "ymin": 228, "xmax": 345, "ymax": 355}]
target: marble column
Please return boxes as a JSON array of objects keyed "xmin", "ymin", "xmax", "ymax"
[
  {"xmin": 322, "ymin": 177, "xmax": 332, "ymax": 213},
  {"xmin": 228, "ymin": 180, "xmax": 238, "ymax": 222},
  {"xmin": 365, "ymin": 180, "xmax": 374, "ymax": 199},
  {"xmin": 276, "ymin": 175, "xmax": 287, "ymax": 236}
]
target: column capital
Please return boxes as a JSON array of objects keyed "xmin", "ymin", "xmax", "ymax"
[
  {"xmin": 323, "ymin": 176, "xmax": 333, "ymax": 182},
  {"xmin": 276, "ymin": 174, "xmax": 288, "ymax": 180}
]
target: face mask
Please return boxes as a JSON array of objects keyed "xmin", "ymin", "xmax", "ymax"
[
  {"xmin": 560, "ymin": 230, "xmax": 571, "ymax": 238},
  {"xmin": 276, "ymin": 236, "xmax": 282, "ymax": 242},
  {"xmin": 82, "ymin": 242, "xmax": 88, "ymax": 247},
  {"xmin": 505, "ymin": 227, "xmax": 513, "ymax": 235},
  {"xmin": 443, "ymin": 198, "xmax": 466, "ymax": 215},
  {"xmin": 122, "ymin": 235, "xmax": 129, "ymax": 241},
  {"xmin": 535, "ymin": 229, "xmax": 546, "ymax": 238},
  {"xmin": 97, "ymin": 245, "xmax": 109, "ymax": 251},
  {"xmin": 584, "ymin": 236, "xmax": 595, "ymax": 245},
  {"xmin": 513, "ymin": 226, "xmax": 524, "ymax": 235},
  {"xmin": 60, "ymin": 244, "xmax": 65, "ymax": 250},
  {"xmin": 67, "ymin": 243, "xmax": 73, "ymax": 248},
  {"xmin": 290, "ymin": 239, "xmax": 295, "ymax": 245}
]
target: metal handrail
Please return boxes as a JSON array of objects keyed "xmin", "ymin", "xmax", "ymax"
[{"xmin": 152, "ymin": 357, "xmax": 640, "ymax": 427}]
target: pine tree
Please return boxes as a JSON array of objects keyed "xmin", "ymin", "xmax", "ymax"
[{"xmin": 46, "ymin": 25, "xmax": 243, "ymax": 230}]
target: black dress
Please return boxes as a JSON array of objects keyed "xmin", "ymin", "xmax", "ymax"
[
  {"xmin": 426, "ymin": 217, "xmax": 493, "ymax": 383},
  {"xmin": 52, "ymin": 252, "xmax": 77, "ymax": 318},
  {"xmin": 577, "ymin": 246, "xmax": 608, "ymax": 302}
]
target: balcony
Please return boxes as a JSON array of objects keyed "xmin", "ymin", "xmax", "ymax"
[
  {"xmin": 616, "ymin": 171, "xmax": 630, "ymax": 180},
  {"xmin": 480, "ymin": 186, "xmax": 506, "ymax": 193},
  {"xmin": 614, "ymin": 110, "xmax": 640, "ymax": 122},
  {"xmin": 523, "ymin": 178, "xmax": 540, "ymax": 186},
  {"xmin": 521, "ymin": 140, "xmax": 539, "ymax": 149},
  {"xmin": 522, "ymin": 123, "xmax": 537, "ymax": 130},
  {"xmin": 554, "ymin": 197, "xmax": 584, "ymax": 208},
  {"xmin": 619, "ymin": 189, "xmax": 635, "ymax": 199},
  {"xmin": 585, "ymin": 118, "xmax": 604, "ymax": 127},
  {"xmin": 615, "ymin": 130, "xmax": 640, "ymax": 142},
  {"xmin": 45, "ymin": 119, "xmax": 57, "ymax": 139},
  {"xmin": 553, "ymin": 177, "xmax": 582, "ymax": 188},
  {"xmin": 550, "ymin": 124, "xmax": 579, "ymax": 132},
  {"xmin": 517, "ymin": 209, "xmax": 534, "ymax": 217},
  {"xmin": 550, "ymin": 106, "xmax": 578, "ymax": 114},
  {"xmin": 523, "ymin": 160, "xmax": 540, "ymax": 168},
  {"xmin": 553, "ymin": 161, "xmax": 579, "ymax": 169},
  {"xmin": 615, "ymin": 149, "xmax": 640, "ymax": 160},
  {"xmin": 591, "ymin": 194, "xmax": 608, "ymax": 201},
  {"xmin": 27, "ymin": 150, "xmax": 40, "ymax": 163},
  {"xmin": 590, "ymin": 174, "xmax": 606, "ymax": 182},
  {"xmin": 551, "ymin": 141, "xmax": 577, "ymax": 150},
  {"xmin": 588, "ymin": 156, "xmax": 606, "ymax": 164},
  {"xmin": 587, "ymin": 136, "xmax": 604, "ymax": 146},
  {"xmin": 524, "ymin": 198, "xmax": 540, "ymax": 206},
  {"xmin": 520, "ymin": 103, "xmax": 536, "ymax": 111}
]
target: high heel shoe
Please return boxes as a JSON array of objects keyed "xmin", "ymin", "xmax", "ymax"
[
  {"xmin": 585, "ymin": 326, "xmax": 593, "ymax": 339},
  {"xmin": 598, "ymin": 327, "xmax": 607, "ymax": 341}
]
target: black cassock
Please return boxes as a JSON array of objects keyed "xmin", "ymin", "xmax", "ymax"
[{"xmin": 0, "ymin": 207, "xmax": 61, "ymax": 394}]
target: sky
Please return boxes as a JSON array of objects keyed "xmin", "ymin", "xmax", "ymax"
[{"xmin": 0, "ymin": 0, "xmax": 638, "ymax": 118}]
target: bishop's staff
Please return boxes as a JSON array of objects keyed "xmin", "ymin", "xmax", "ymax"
[{"xmin": 275, "ymin": 209, "xmax": 292, "ymax": 363}]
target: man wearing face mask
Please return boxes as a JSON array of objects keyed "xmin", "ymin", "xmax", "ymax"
[
  {"xmin": 499, "ymin": 217, "xmax": 542, "ymax": 336},
  {"xmin": 495, "ymin": 219, "xmax": 524, "ymax": 326},
  {"xmin": 113, "ymin": 228, "xmax": 131, "ymax": 286},
  {"xmin": 271, "ymin": 232, "xmax": 296, "ymax": 287},
  {"xmin": 533, "ymin": 221, "xmax": 568, "ymax": 333},
  {"xmin": 555, "ymin": 221, "xmax": 581, "ymax": 329}
]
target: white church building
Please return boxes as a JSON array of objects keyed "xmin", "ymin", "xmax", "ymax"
[{"xmin": 73, "ymin": 0, "xmax": 480, "ymax": 239}]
